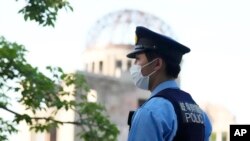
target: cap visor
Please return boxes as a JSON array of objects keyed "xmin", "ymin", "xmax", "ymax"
[{"xmin": 126, "ymin": 49, "xmax": 146, "ymax": 58}]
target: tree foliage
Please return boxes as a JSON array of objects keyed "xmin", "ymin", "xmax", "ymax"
[
  {"xmin": 0, "ymin": 0, "xmax": 119, "ymax": 140},
  {"xmin": 0, "ymin": 37, "xmax": 119, "ymax": 140},
  {"xmin": 18, "ymin": 0, "xmax": 73, "ymax": 27}
]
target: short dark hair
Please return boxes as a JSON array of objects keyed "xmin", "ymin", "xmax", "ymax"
[{"xmin": 145, "ymin": 51, "xmax": 181, "ymax": 78}]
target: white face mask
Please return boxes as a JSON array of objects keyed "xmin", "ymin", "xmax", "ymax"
[{"xmin": 129, "ymin": 59, "xmax": 158, "ymax": 90}]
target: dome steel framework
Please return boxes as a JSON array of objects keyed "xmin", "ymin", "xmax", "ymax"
[{"xmin": 86, "ymin": 9, "xmax": 175, "ymax": 47}]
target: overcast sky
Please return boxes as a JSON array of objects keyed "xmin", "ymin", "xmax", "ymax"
[{"xmin": 1, "ymin": 0, "xmax": 250, "ymax": 124}]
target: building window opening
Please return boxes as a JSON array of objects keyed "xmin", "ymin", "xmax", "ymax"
[
  {"xmin": 49, "ymin": 128, "xmax": 57, "ymax": 141},
  {"xmin": 127, "ymin": 60, "xmax": 132, "ymax": 71},
  {"xmin": 99, "ymin": 61, "xmax": 103, "ymax": 73},
  {"xmin": 115, "ymin": 60, "xmax": 122, "ymax": 69}
]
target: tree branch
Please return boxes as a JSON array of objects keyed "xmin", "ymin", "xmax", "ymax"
[
  {"xmin": 0, "ymin": 105, "xmax": 81, "ymax": 125},
  {"xmin": 0, "ymin": 105, "xmax": 21, "ymax": 116},
  {"xmin": 32, "ymin": 117, "xmax": 80, "ymax": 125}
]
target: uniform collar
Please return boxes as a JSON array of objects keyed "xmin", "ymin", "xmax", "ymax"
[{"xmin": 151, "ymin": 80, "xmax": 179, "ymax": 97}]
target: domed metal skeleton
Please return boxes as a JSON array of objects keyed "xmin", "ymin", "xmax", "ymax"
[{"xmin": 85, "ymin": 9, "xmax": 175, "ymax": 47}]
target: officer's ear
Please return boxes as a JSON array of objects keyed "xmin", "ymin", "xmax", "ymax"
[{"xmin": 153, "ymin": 58, "xmax": 163, "ymax": 71}]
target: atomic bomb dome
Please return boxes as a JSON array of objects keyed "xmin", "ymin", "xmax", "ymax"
[
  {"xmin": 85, "ymin": 9, "xmax": 175, "ymax": 48},
  {"xmin": 83, "ymin": 9, "xmax": 175, "ymax": 79}
]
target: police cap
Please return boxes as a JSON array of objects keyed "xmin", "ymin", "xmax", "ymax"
[{"xmin": 127, "ymin": 26, "xmax": 190, "ymax": 64}]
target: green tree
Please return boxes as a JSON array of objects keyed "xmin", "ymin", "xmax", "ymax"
[
  {"xmin": 18, "ymin": 0, "xmax": 73, "ymax": 27},
  {"xmin": 0, "ymin": 0, "xmax": 119, "ymax": 141}
]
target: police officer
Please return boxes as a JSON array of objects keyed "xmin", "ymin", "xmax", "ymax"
[{"xmin": 127, "ymin": 26, "xmax": 212, "ymax": 141}]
